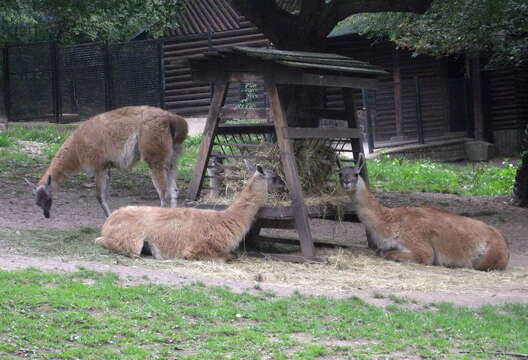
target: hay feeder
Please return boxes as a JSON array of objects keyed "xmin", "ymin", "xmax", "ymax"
[{"xmin": 185, "ymin": 46, "xmax": 386, "ymax": 262}]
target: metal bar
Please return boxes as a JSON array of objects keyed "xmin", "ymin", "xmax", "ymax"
[
  {"xmin": 103, "ymin": 41, "xmax": 113, "ymax": 110},
  {"xmin": 3, "ymin": 46, "xmax": 11, "ymax": 123},
  {"xmin": 50, "ymin": 42, "xmax": 61, "ymax": 123},
  {"xmin": 158, "ymin": 39, "xmax": 165, "ymax": 109},
  {"xmin": 414, "ymin": 76, "xmax": 425, "ymax": 144}
]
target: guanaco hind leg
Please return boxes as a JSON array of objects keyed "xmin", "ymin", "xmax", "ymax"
[{"xmin": 95, "ymin": 168, "xmax": 112, "ymax": 217}]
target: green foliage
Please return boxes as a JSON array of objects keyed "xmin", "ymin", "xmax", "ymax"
[
  {"xmin": 369, "ymin": 155, "xmax": 517, "ymax": 196},
  {"xmin": 177, "ymin": 134, "xmax": 202, "ymax": 179},
  {"xmin": 0, "ymin": 268, "xmax": 527, "ymax": 359},
  {"xmin": 0, "ymin": 0, "xmax": 181, "ymax": 45},
  {"xmin": 339, "ymin": 0, "xmax": 528, "ymax": 67}
]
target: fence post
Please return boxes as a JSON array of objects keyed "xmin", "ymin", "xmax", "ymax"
[
  {"xmin": 414, "ymin": 76, "xmax": 425, "ymax": 144},
  {"xmin": 362, "ymin": 89, "xmax": 375, "ymax": 153},
  {"xmin": 103, "ymin": 41, "xmax": 114, "ymax": 110},
  {"xmin": 158, "ymin": 40, "xmax": 165, "ymax": 109},
  {"xmin": 50, "ymin": 42, "xmax": 62, "ymax": 123},
  {"xmin": 2, "ymin": 45, "xmax": 10, "ymax": 129}
]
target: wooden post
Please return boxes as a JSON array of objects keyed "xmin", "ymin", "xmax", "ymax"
[
  {"xmin": 187, "ymin": 77, "xmax": 229, "ymax": 201},
  {"xmin": 414, "ymin": 76, "xmax": 425, "ymax": 144},
  {"xmin": 392, "ymin": 47, "xmax": 404, "ymax": 139},
  {"xmin": 265, "ymin": 77, "xmax": 315, "ymax": 258},
  {"xmin": 438, "ymin": 59, "xmax": 451, "ymax": 134},
  {"xmin": 471, "ymin": 56, "xmax": 484, "ymax": 141},
  {"xmin": 342, "ymin": 88, "xmax": 368, "ymax": 183},
  {"xmin": 362, "ymin": 89, "xmax": 375, "ymax": 154},
  {"xmin": 2, "ymin": 45, "xmax": 10, "ymax": 130}
]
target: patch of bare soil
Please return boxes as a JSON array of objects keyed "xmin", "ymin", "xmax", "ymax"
[{"xmin": 0, "ymin": 172, "xmax": 527, "ymax": 307}]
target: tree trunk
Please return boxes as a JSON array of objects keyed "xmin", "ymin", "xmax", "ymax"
[{"xmin": 514, "ymin": 124, "xmax": 528, "ymax": 207}]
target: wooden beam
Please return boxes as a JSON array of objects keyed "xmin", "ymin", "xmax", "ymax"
[
  {"xmin": 220, "ymin": 106, "xmax": 269, "ymax": 120},
  {"xmin": 299, "ymin": 109, "xmax": 347, "ymax": 120},
  {"xmin": 471, "ymin": 56, "xmax": 484, "ymax": 140},
  {"xmin": 245, "ymin": 252, "xmax": 327, "ymax": 264},
  {"xmin": 392, "ymin": 47, "xmax": 404, "ymax": 138},
  {"xmin": 284, "ymin": 127, "xmax": 361, "ymax": 139},
  {"xmin": 276, "ymin": 73, "xmax": 379, "ymax": 89},
  {"xmin": 216, "ymin": 123, "xmax": 275, "ymax": 135},
  {"xmin": 265, "ymin": 76, "xmax": 315, "ymax": 258},
  {"xmin": 186, "ymin": 78, "xmax": 229, "ymax": 201},
  {"xmin": 342, "ymin": 88, "xmax": 369, "ymax": 184},
  {"xmin": 191, "ymin": 66, "xmax": 379, "ymax": 89},
  {"xmin": 182, "ymin": 202, "xmax": 360, "ymax": 222}
]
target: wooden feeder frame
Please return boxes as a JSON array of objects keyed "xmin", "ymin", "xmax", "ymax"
[{"xmin": 185, "ymin": 46, "xmax": 386, "ymax": 261}]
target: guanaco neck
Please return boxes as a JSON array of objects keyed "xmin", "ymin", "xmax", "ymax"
[
  {"xmin": 38, "ymin": 138, "xmax": 81, "ymax": 190},
  {"xmin": 223, "ymin": 177, "xmax": 267, "ymax": 230},
  {"xmin": 353, "ymin": 177, "xmax": 391, "ymax": 232}
]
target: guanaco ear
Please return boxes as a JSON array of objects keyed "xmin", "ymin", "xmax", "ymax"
[
  {"xmin": 24, "ymin": 178, "xmax": 37, "ymax": 195},
  {"xmin": 354, "ymin": 153, "xmax": 365, "ymax": 174}
]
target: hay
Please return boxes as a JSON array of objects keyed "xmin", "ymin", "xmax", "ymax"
[
  {"xmin": 208, "ymin": 140, "xmax": 343, "ymax": 207},
  {"xmin": 122, "ymin": 246, "xmax": 528, "ymax": 295}
]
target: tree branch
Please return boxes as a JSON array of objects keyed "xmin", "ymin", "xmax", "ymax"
[
  {"xmin": 231, "ymin": 0, "xmax": 298, "ymax": 46},
  {"xmin": 318, "ymin": 0, "xmax": 434, "ymax": 41}
]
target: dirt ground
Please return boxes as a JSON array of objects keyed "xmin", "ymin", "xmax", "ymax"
[{"xmin": 1, "ymin": 157, "xmax": 527, "ymax": 309}]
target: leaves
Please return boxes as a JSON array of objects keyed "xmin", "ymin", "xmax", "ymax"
[
  {"xmin": 339, "ymin": 0, "xmax": 528, "ymax": 68},
  {"xmin": 0, "ymin": 0, "xmax": 181, "ymax": 45}
]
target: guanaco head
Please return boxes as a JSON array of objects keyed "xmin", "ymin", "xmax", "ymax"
[
  {"xmin": 29, "ymin": 176, "xmax": 53, "ymax": 218},
  {"xmin": 337, "ymin": 153, "xmax": 365, "ymax": 192},
  {"xmin": 248, "ymin": 164, "xmax": 273, "ymax": 197}
]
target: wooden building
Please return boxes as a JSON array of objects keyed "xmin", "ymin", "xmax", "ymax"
[{"xmin": 163, "ymin": 0, "xmax": 528, "ymax": 154}]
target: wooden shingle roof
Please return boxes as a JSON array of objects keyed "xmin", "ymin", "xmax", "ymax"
[
  {"xmin": 169, "ymin": 0, "xmax": 241, "ymax": 36},
  {"xmin": 189, "ymin": 46, "xmax": 388, "ymax": 89},
  {"xmin": 230, "ymin": 46, "xmax": 388, "ymax": 76}
]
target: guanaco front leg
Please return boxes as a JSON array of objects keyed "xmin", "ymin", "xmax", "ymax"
[
  {"xmin": 95, "ymin": 168, "xmax": 112, "ymax": 217},
  {"xmin": 383, "ymin": 249, "xmax": 434, "ymax": 266}
]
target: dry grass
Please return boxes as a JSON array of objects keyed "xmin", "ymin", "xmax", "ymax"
[
  {"xmin": 1, "ymin": 228, "xmax": 527, "ymax": 296},
  {"xmin": 210, "ymin": 140, "xmax": 341, "ymax": 206},
  {"xmin": 119, "ymin": 245, "xmax": 528, "ymax": 295}
]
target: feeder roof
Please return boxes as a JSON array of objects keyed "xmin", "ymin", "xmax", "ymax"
[
  {"xmin": 230, "ymin": 46, "xmax": 388, "ymax": 76},
  {"xmin": 189, "ymin": 45, "xmax": 388, "ymax": 89},
  {"xmin": 191, "ymin": 46, "xmax": 388, "ymax": 76}
]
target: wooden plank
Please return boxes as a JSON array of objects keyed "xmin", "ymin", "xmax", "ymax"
[
  {"xmin": 190, "ymin": 66, "xmax": 379, "ymax": 90},
  {"xmin": 244, "ymin": 252, "xmax": 327, "ymax": 264},
  {"xmin": 471, "ymin": 56, "xmax": 484, "ymax": 140},
  {"xmin": 265, "ymin": 77, "xmax": 315, "ymax": 258},
  {"xmin": 277, "ymin": 60, "xmax": 388, "ymax": 76},
  {"xmin": 220, "ymin": 106, "xmax": 269, "ymax": 120},
  {"xmin": 182, "ymin": 202, "xmax": 359, "ymax": 222},
  {"xmin": 299, "ymin": 109, "xmax": 347, "ymax": 120},
  {"xmin": 342, "ymin": 88, "xmax": 369, "ymax": 184},
  {"xmin": 186, "ymin": 78, "xmax": 229, "ymax": 201},
  {"xmin": 216, "ymin": 123, "xmax": 275, "ymax": 135},
  {"xmin": 228, "ymin": 72, "xmax": 264, "ymax": 83},
  {"xmin": 392, "ymin": 48, "xmax": 404, "ymax": 137},
  {"xmin": 277, "ymin": 73, "xmax": 379, "ymax": 89},
  {"xmin": 284, "ymin": 127, "xmax": 361, "ymax": 139}
]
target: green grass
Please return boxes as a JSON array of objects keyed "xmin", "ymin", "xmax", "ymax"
[
  {"xmin": 0, "ymin": 125, "xmax": 201, "ymax": 179},
  {"xmin": 0, "ymin": 125, "xmax": 519, "ymax": 195},
  {"xmin": 368, "ymin": 155, "xmax": 517, "ymax": 196},
  {"xmin": 0, "ymin": 268, "xmax": 526, "ymax": 359}
]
